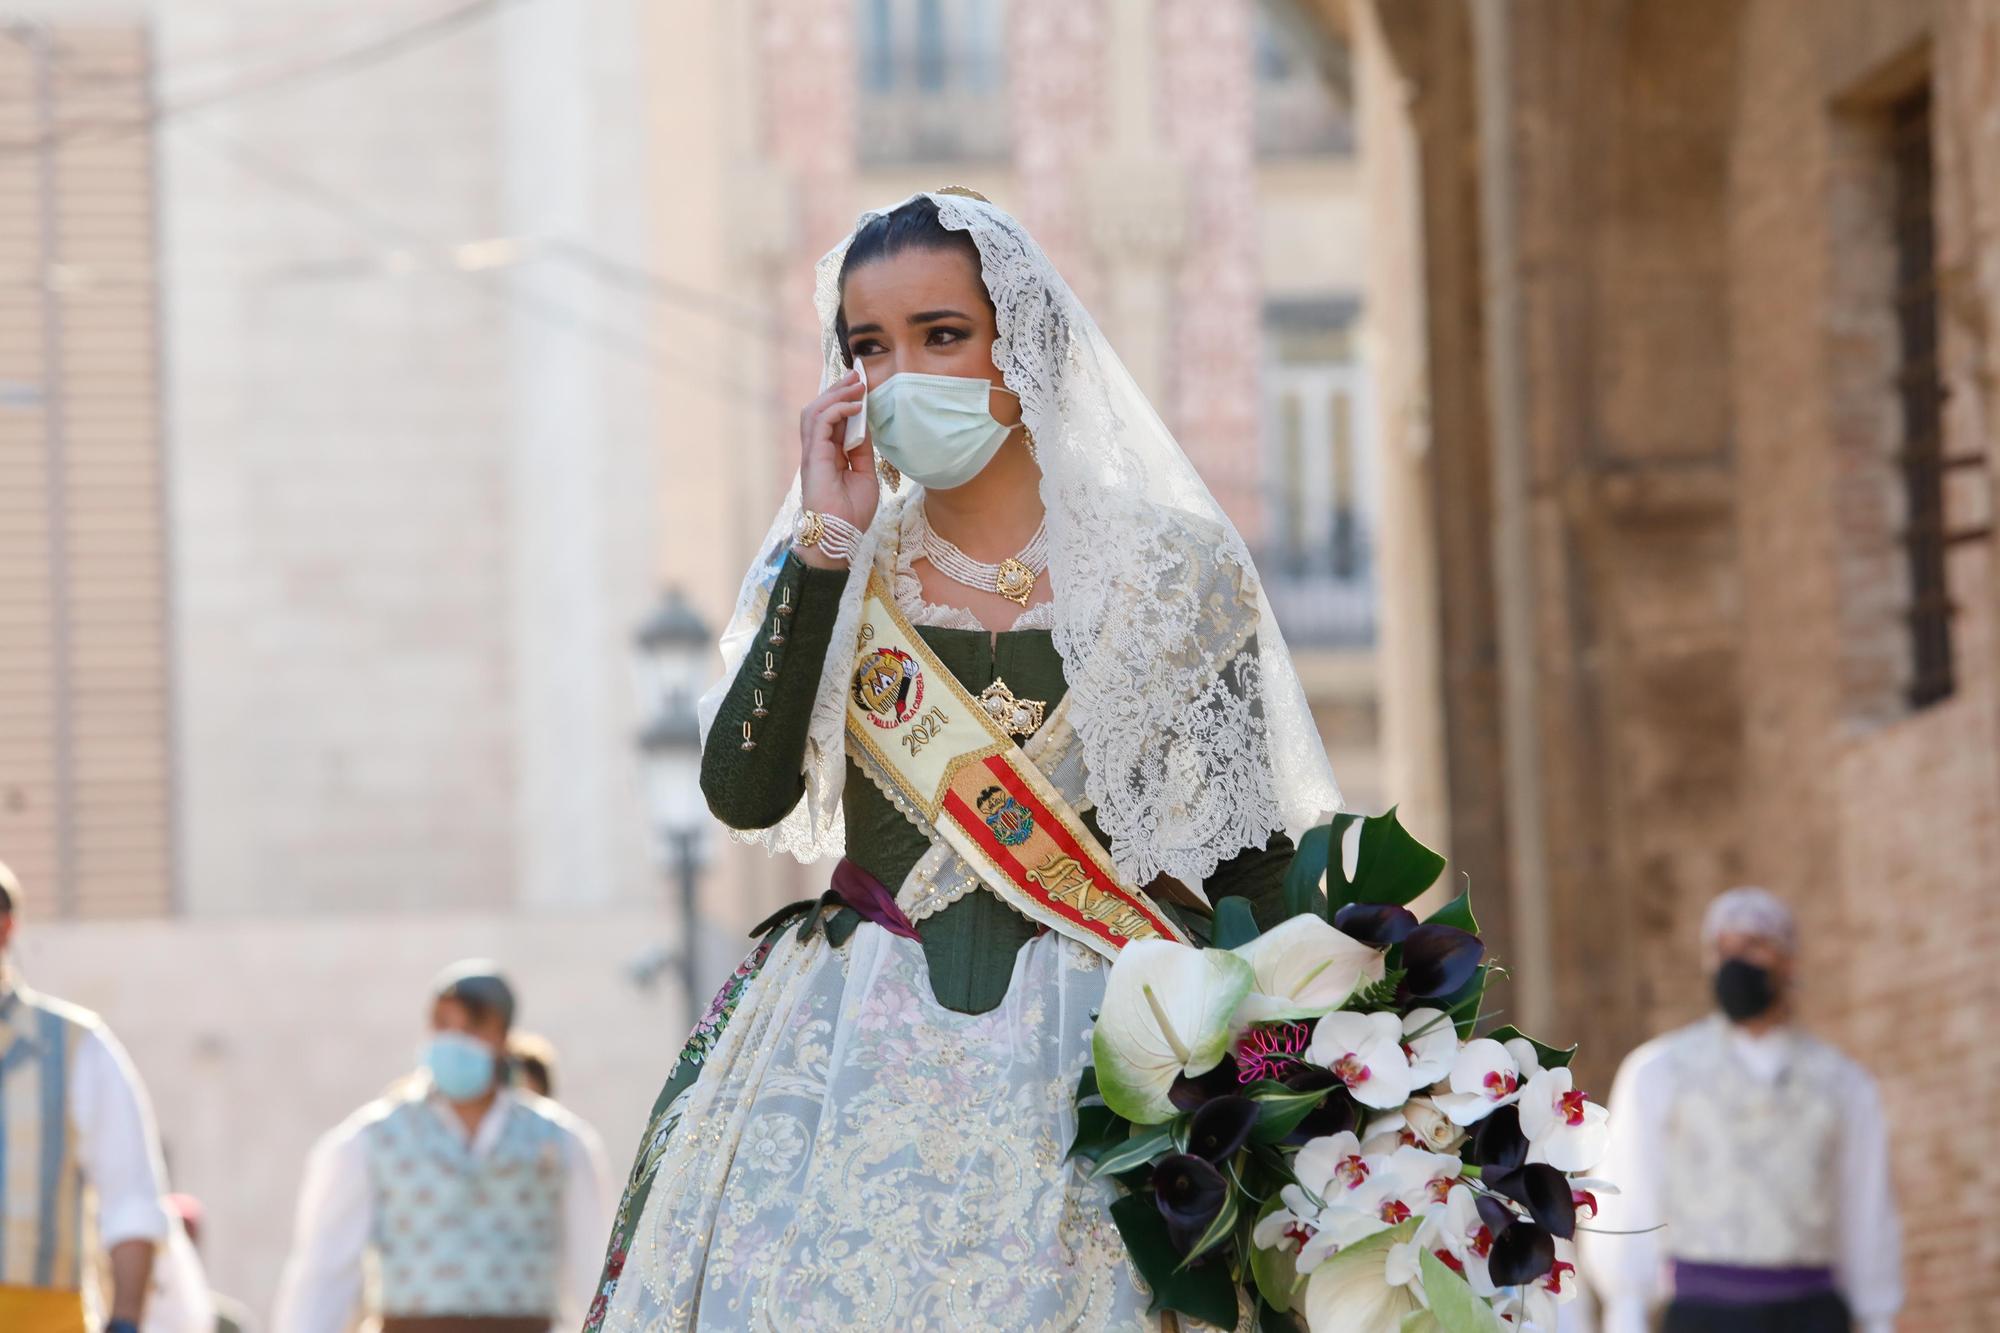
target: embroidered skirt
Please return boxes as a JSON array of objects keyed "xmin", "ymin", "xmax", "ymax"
[{"xmin": 584, "ymin": 921, "xmax": 1232, "ymax": 1332}]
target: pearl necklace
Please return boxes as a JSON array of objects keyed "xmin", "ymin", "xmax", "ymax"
[{"xmin": 917, "ymin": 507, "xmax": 1049, "ymax": 606}]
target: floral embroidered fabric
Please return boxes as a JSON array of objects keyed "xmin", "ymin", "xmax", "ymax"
[{"xmin": 587, "ymin": 926, "xmax": 1249, "ymax": 1332}]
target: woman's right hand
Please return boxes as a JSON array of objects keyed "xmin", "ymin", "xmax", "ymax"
[{"xmin": 796, "ymin": 368, "xmax": 877, "ymax": 568}]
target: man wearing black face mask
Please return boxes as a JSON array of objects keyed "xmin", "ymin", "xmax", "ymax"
[{"xmin": 1580, "ymin": 888, "xmax": 1903, "ymax": 1333}]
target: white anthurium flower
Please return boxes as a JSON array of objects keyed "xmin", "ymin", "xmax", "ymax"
[
  {"xmin": 1303, "ymin": 1221, "xmax": 1425, "ymax": 1333},
  {"xmin": 1402, "ymin": 1008, "xmax": 1459, "ymax": 1087},
  {"xmin": 1519, "ymin": 1067, "xmax": 1612, "ymax": 1172},
  {"xmin": 1340, "ymin": 817, "xmax": 1364, "ymax": 885},
  {"xmin": 1308, "ymin": 1011, "xmax": 1414, "ymax": 1110},
  {"xmin": 1090, "ymin": 940, "xmax": 1255, "ymax": 1124},
  {"xmin": 1232, "ymin": 915, "xmax": 1387, "ymax": 1026},
  {"xmin": 1433, "ymin": 1038, "xmax": 1525, "ymax": 1126}
]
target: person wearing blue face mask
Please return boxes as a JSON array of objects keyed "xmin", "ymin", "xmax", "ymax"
[
  {"xmin": 273, "ymin": 961, "xmax": 609, "ymax": 1333},
  {"xmin": 1582, "ymin": 889, "xmax": 1904, "ymax": 1333}
]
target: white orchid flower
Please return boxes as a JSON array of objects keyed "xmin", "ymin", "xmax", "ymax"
[
  {"xmin": 1401, "ymin": 1008, "xmax": 1459, "ymax": 1087},
  {"xmin": 1232, "ymin": 915, "xmax": 1387, "ymax": 1026},
  {"xmin": 1519, "ymin": 1067, "xmax": 1612, "ymax": 1172},
  {"xmin": 1502, "ymin": 1037, "xmax": 1546, "ymax": 1082},
  {"xmin": 1302, "ymin": 1221, "xmax": 1425, "ymax": 1333},
  {"xmin": 1296, "ymin": 1131, "xmax": 1374, "ymax": 1201},
  {"xmin": 1286, "ymin": 1131, "xmax": 1407, "ymax": 1271},
  {"xmin": 1090, "ymin": 939, "xmax": 1254, "ymax": 1124},
  {"xmin": 1308, "ymin": 1011, "xmax": 1414, "ymax": 1110},
  {"xmin": 1567, "ymin": 1176, "xmax": 1620, "ymax": 1223},
  {"xmin": 1512, "ymin": 1237, "xmax": 1580, "ymax": 1329},
  {"xmin": 1376, "ymin": 1145, "xmax": 1463, "ymax": 1215},
  {"xmin": 1435, "ymin": 1183, "xmax": 1500, "ymax": 1298},
  {"xmin": 1433, "ymin": 1038, "xmax": 1525, "ymax": 1126}
]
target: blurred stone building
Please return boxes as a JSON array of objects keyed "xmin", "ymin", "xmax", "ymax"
[{"xmin": 1338, "ymin": 0, "xmax": 2000, "ymax": 1326}]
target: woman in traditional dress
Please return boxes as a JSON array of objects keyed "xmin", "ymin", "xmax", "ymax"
[{"xmin": 585, "ymin": 189, "xmax": 1341, "ymax": 1332}]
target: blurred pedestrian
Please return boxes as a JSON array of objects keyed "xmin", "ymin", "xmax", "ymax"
[
  {"xmin": 160, "ymin": 1195, "xmax": 253, "ymax": 1333},
  {"xmin": 506, "ymin": 1031, "xmax": 558, "ymax": 1101},
  {"xmin": 0, "ymin": 859, "xmax": 180, "ymax": 1333},
  {"xmin": 271, "ymin": 960, "xmax": 609, "ymax": 1333},
  {"xmin": 1581, "ymin": 887, "xmax": 1904, "ymax": 1333}
]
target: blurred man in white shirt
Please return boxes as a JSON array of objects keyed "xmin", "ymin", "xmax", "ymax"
[
  {"xmin": 1581, "ymin": 887, "xmax": 1903, "ymax": 1333},
  {"xmin": 273, "ymin": 961, "xmax": 609, "ymax": 1333},
  {"xmin": 0, "ymin": 859, "xmax": 190, "ymax": 1333}
]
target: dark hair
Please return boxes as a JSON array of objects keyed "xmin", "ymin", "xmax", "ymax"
[
  {"xmin": 834, "ymin": 195, "xmax": 989, "ymax": 368},
  {"xmin": 509, "ymin": 1031, "xmax": 558, "ymax": 1098}
]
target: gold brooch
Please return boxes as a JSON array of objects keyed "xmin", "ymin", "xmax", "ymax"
[
  {"xmin": 979, "ymin": 677, "xmax": 1045, "ymax": 738},
  {"xmin": 994, "ymin": 557, "xmax": 1036, "ymax": 606}
]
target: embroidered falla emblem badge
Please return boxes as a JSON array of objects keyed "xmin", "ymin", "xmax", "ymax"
[
  {"xmin": 853, "ymin": 646, "xmax": 923, "ymax": 728},
  {"xmin": 976, "ymin": 784, "xmax": 1036, "ymax": 846}
]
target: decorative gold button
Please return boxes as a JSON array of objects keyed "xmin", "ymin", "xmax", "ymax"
[
  {"xmin": 740, "ymin": 720, "xmax": 756, "ymax": 751},
  {"xmin": 760, "ymin": 650, "xmax": 777, "ymax": 682},
  {"xmin": 752, "ymin": 689, "xmax": 768, "ymax": 720}
]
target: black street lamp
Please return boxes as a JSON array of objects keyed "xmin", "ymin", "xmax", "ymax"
[{"xmin": 633, "ymin": 587, "xmax": 711, "ymax": 1016}]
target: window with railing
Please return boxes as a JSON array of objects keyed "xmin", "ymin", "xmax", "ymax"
[
  {"xmin": 856, "ymin": 0, "xmax": 1008, "ymax": 165},
  {"xmin": 1254, "ymin": 0, "xmax": 1353, "ymax": 159},
  {"xmin": 1258, "ymin": 299, "xmax": 1374, "ymax": 647},
  {"xmin": 1887, "ymin": 86, "xmax": 1987, "ymax": 709}
]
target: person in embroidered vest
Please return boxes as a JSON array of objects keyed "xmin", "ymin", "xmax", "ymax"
[
  {"xmin": 1580, "ymin": 887, "xmax": 1905, "ymax": 1333},
  {"xmin": 0, "ymin": 859, "xmax": 182, "ymax": 1333},
  {"xmin": 584, "ymin": 191, "xmax": 1344, "ymax": 1331},
  {"xmin": 271, "ymin": 961, "xmax": 609, "ymax": 1333}
]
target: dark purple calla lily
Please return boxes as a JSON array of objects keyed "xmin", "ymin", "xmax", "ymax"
[
  {"xmin": 1333, "ymin": 902, "xmax": 1420, "ymax": 947},
  {"xmin": 1284, "ymin": 1087, "xmax": 1359, "ymax": 1146},
  {"xmin": 1168, "ymin": 1054, "xmax": 1243, "ymax": 1112},
  {"xmin": 1152, "ymin": 1152, "xmax": 1230, "ymax": 1252},
  {"xmin": 1492, "ymin": 1162, "xmax": 1577, "ymax": 1240},
  {"xmin": 1468, "ymin": 1104, "xmax": 1529, "ymax": 1176},
  {"xmin": 1398, "ymin": 923, "xmax": 1486, "ymax": 999},
  {"xmin": 1488, "ymin": 1218, "xmax": 1557, "ymax": 1286},
  {"xmin": 1187, "ymin": 1096, "xmax": 1260, "ymax": 1164},
  {"xmin": 1475, "ymin": 1192, "xmax": 1520, "ymax": 1238}
]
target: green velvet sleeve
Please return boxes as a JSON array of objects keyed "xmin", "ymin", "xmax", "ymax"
[
  {"xmin": 698, "ymin": 552, "xmax": 854, "ymax": 830},
  {"xmin": 1201, "ymin": 830, "xmax": 1296, "ymax": 932}
]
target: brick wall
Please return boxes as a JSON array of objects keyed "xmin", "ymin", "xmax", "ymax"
[{"xmin": 1365, "ymin": 0, "xmax": 2000, "ymax": 1324}]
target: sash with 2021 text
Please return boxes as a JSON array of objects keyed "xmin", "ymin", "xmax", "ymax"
[{"xmin": 843, "ymin": 571, "xmax": 1187, "ymax": 959}]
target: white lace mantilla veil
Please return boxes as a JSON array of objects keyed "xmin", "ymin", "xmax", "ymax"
[{"xmin": 697, "ymin": 190, "xmax": 1342, "ymax": 887}]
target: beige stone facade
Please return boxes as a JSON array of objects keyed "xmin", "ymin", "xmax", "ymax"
[{"xmin": 1350, "ymin": 0, "xmax": 2000, "ymax": 1325}]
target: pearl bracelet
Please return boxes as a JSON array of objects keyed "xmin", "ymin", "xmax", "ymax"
[{"xmin": 795, "ymin": 509, "xmax": 863, "ymax": 562}]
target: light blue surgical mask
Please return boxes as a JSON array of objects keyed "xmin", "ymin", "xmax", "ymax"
[
  {"xmin": 865, "ymin": 371, "xmax": 1020, "ymax": 490},
  {"xmin": 424, "ymin": 1031, "xmax": 497, "ymax": 1102}
]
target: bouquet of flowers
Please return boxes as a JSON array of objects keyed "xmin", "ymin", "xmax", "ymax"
[{"xmin": 1072, "ymin": 810, "xmax": 1611, "ymax": 1332}]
